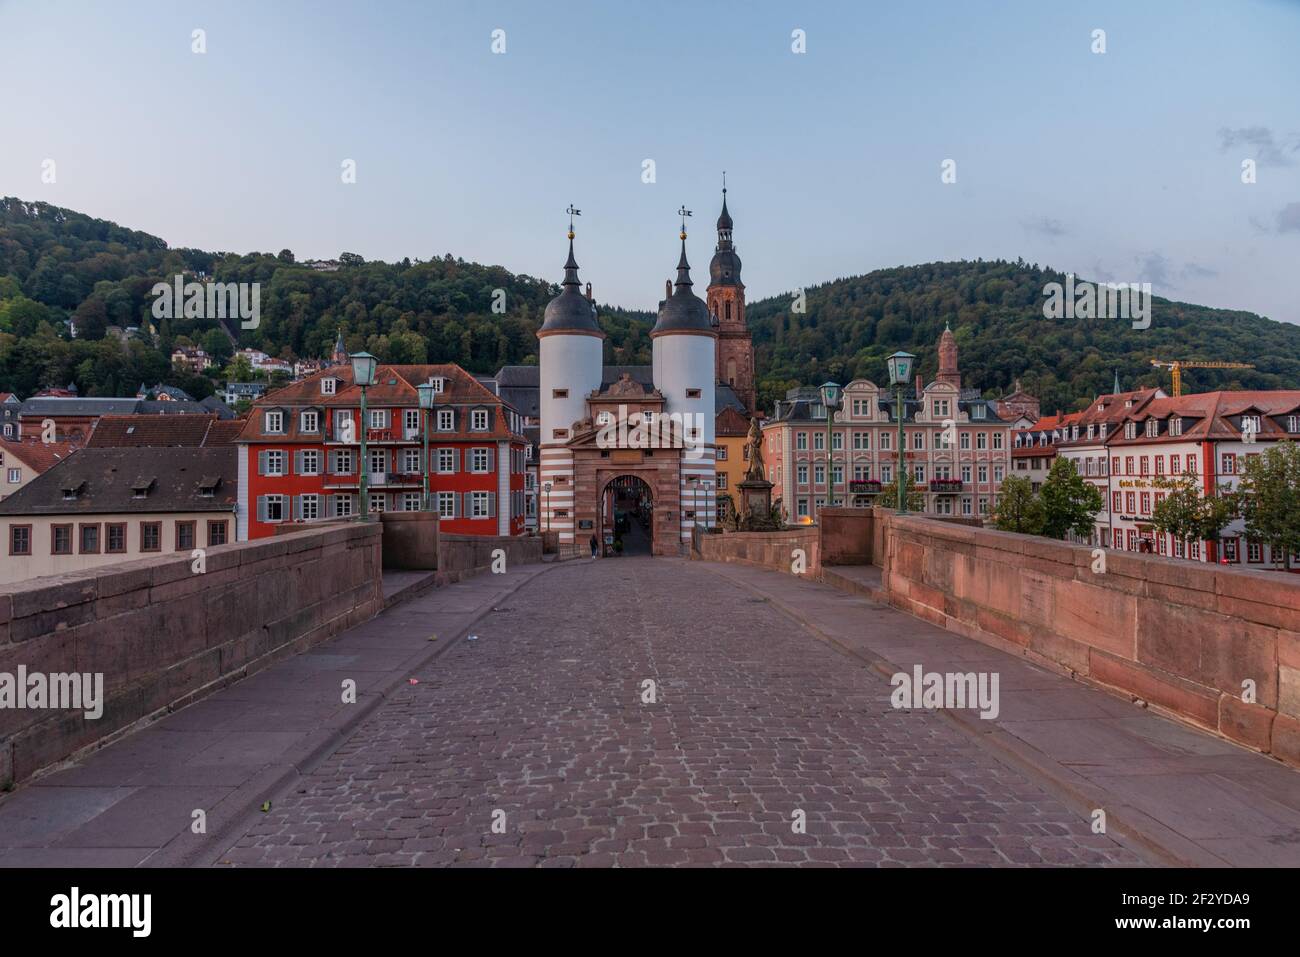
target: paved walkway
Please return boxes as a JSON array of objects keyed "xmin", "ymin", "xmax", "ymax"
[
  {"xmin": 5, "ymin": 555, "xmax": 1296, "ymax": 867},
  {"xmin": 0, "ymin": 561, "xmax": 560, "ymax": 867},
  {"xmin": 214, "ymin": 557, "xmax": 1146, "ymax": 866},
  {"xmin": 713, "ymin": 562, "xmax": 1300, "ymax": 867}
]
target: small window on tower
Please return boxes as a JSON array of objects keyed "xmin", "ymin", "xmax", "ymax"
[
  {"xmin": 553, "ymin": 389, "xmax": 568, "ymax": 399},
  {"xmin": 686, "ymin": 389, "xmax": 701, "ymax": 399}
]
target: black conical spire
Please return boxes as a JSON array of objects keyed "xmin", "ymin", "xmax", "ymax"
[
  {"xmin": 675, "ymin": 238, "xmax": 693, "ymax": 289},
  {"xmin": 538, "ymin": 205, "xmax": 601, "ymax": 335},
  {"xmin": 562, "ymin": 237, "xmax": 580, "ymax": 287}
]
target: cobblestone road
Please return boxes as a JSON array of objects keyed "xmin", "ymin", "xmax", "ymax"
[{"xmin": 219, "ymin": 558, "xmax": 1144, "ymax": 867}]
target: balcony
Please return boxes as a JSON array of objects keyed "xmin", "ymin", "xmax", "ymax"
[
  {"xmin": 930, "ymin": 479, "xmax": 964, "ymax": 493},
  {"xmin": 848, "ymin": 480, "xmax": 881, "ymax": 494}
]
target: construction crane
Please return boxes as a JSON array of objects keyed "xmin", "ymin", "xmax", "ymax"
[{"xmin": 1149, "ymin": 359, "xmax": 1255, "ymax": 397}]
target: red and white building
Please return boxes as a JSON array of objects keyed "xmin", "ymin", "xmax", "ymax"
[
  {"xmin": 235, "ymin": 363, "xmax": 528, "ymax": 540},
  {"xmin": 1081, "ymin": 390, "xmax": 1300, "ymax": 564},
  {"xmin": 1011, "ymin": 410, "xmax": 1084, "ymax": 492}
]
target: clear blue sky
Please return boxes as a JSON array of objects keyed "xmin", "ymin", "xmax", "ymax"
[{"xmin": 2, "ymin": 0, "xmax": 1298, "ymax": 322}]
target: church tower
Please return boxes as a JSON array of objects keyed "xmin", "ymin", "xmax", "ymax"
[
  {"xmin": 706, "ymin": 180, "xmax": 756, "ymax": 413},
  {"xmin": 936, "ymin": 321, "xmax": 961, "ymax": 389}
]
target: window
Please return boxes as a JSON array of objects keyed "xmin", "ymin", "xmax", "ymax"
[
  {"xmin": 716, "ymin": 446, "xmax": 728, "ymax": 460},
  {"xmin": 1155, "ymin": 455, "xmax": 1164, "ymax": 475},
  {"xmin": 797, "ymin": 499, "xmax": 809, "ymax": 519},
  {"xmin": 265, "ymin": 411, "xmax": 284, "ymax": 433},
  {"xmin": 1139, "ymin": 456, "xmax": 1149, "ymax": 475},
  {"xmin": 912, "ymin": 432, "xmax": 924, "ymax": 450},
  {"xmin": 176, "ymin": 521, "xmax": 196, "ymax": 551},
  {"xmin": 716, "ymin": 472, "xmax": 728, "ymax": 490},
  {"xmin": 1186, "ymin": 454, "xmax": 1197, "ymax": 474},
  {"xmin": 977, "ymin": 465, "xmax": 987, "ymax": 483},
  {"xmin": 961, "ymin": 497, "xmax": 973, "ymax": 516},
  {"xmin": 1140, "ymin": 492, "xmax": 1151, "ymax": 515},
  {"xmin": 106, "ymin": 523, "xmax": 126, "ymax": 554},
  {"xmin": 321, "ymin": 378, "xmax": 336, "ymax": 395},
  {"xmin": 1288, "ymin": 415, "xmax": 1299, "ymax": 434},
  {"xmin": 368, "ymin": 493, "xmax": 387, "ymax": 513},
  {"xmin": 914, "ymin": 465, "xmax": 925, "ymax": 482},
  {"xmin": 470, "ymin": 491, "xmax": 493, "ymax": 518},
  {"xmin": 960, "ymin": 432, "xmax": 971, "ymax": 450},
  {"xmin": 301, "ymin": 410, "xmax": 319, "ymax": 433},
  {"xmin": 401, "ymin": 448, "xmax": 421, "ymax": 473},
  {"xmin": 438, "ymin": 492, "xmax": 456, "ymax": 518},
  {"xmin": 52, "ymin": 524, "xmax": 72, "ymax": 555},
  {"xmin": 259, "ymin": 494, "xmax": 286, "ymax": 523},
  {"xmin": 993, "ymin": 465, "xmax": 1004, "ymax": 482},
  {"xmin": 141, "ymin": 522, "xmax": 161, "ymax": 551},
  {"xmin": 368, "ymin": 409, "xmax": 388, "ymax": 431},
  {"xmin": 404, "ymin": 409, "xmax": 421, "ymax": 436},
  {"xmin": 961, "ymin": 465, "xmax": 972, "ymax": 483},
  {"xmin": 831, "ymin": 432, "xmax": 843, "ymax": 451},
  {"xmin": 1124, "ymin": 422, "xmax": 1137, "ymax": 439},
  {"xmin": 880, "ymin": 432, "xmax": 891, "ymax": 451},
  {"xmin": 299, "ymin": 450, "xmax": 321, "ymax": 475},
  {"xmin": 472, "ymin": 409, "xmax": 489, "ymax": 431},
  {"xmin": 1126, "ymin": 492, "xmax": 1136, "ymax": 514},
  {"xmin": 1170, "ymin": 418, "xmax": 1183, "ymax": 436},
  {"xmin": 976, "ymin": 432, "xmax": 987, "ymax": 450},
  {"xmin": 6, "ymin": 468, "xmax": 19, "ymax": 484},
  {"xmin": 934, "ymin": 399, "xmax": 950, "ymax": 417},
  {"xmin": 79, "ymin": 523, "xmax": 100, "ymax": 554},
  {"xmin": 971, "ymin": 406, "xmax": 986, "ymax": 420},
  {"xmin": 853, "ymin": 431, "xmax": 869, "ymax": 450},
  {"xmin": 10, "ymin": 524, "xmax": 31, "ymax": 555},
  {"xmin": 437, "ymin": 448, "xmax": 458, "ymax": 473},
  {"xmin": 1125, "ymin": 456, "xmax": 1134, "ymax": 475},
  {"xmin": 1171, "ymin": 455, "xmax": 1182, "ymax": 475},
  {"xmin": 1114, "ymin": 529, "xmax": 1124, "ymax": 550},
  {"xmin": 208, "ymin": 521, "xmax": 228, "ymax": 546},
  {"xmin": 1145, "ymin": 419, "xmax": 1159, "ymax": 438},
  {"xmin": 333, "ymin": 494, "xmax": 354, "ymax": 518},
  {"xmin": 436, "ymin": 409, "xmax": 454, "ymax": 431},
  {"xmin": 1248, "ymin": 541, "xmax": 1262, "ymax": 563},
  {"xmin": 832, "ymin": 464, "xmax": 843, "ymax": 485},
  {"xmin": 1112, "ymin": 491, "xmax": 1122, "ymax": 513},
  {"xmin": 992, "ymin": 432, "xmax": 1004, "ymax": 450},
  {"xmin": 470, "ymin": 448, "xmax": 490, "ymax": 473},
  {"xmin": 796, "ymin": 432, "xmax": 808, "ymax": 451},
  {"xmin": 262, "ymin": 450, "xmax": 286, "ymax": 476},
  {"xmin": 1221, "ymin": 453, "xmax": 1236, "ymax": 475},
  {"xmin": 813, "ymin": 432, "xmax": 825, "ymax": 451},
  {"xmin": 814, "ymin": 464, "xmax": 825, "ymax": 484},
  {"xmin": 552, "ymin": 389, "xmax": 568, "ymax": 399},
  {"xmin": 369, "ymin": 449, "xmax": 387, "ymax": 476},
  {"xmin": 330, "ymin": 448, "xmax": 355, "ymax": 474},
  {"xmin": 299, "ymin": 495, "xmax": 321, "ymax": 521},
  {"xmin": 686, "ymin": 388, "xmax": 701, "ymax": 399},
  {"xmin": 797, "ymin": 464, "xmax": 809, "ymax": 485}
]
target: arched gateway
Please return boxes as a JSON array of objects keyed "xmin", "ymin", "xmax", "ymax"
[{"xmin": 600, "ymin": 474, "xmax": 653, "ymax": 556}]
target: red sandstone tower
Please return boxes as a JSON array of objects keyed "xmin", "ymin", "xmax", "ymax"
[
  {"xmin": 936, "ymin": 321, "xmax": 961, "ymax": 390},
  {"xmin": 706, "ymin": 182, "xmax": 757, "ymax": 414}
]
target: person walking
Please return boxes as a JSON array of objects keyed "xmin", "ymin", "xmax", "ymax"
[{"xmin": 589, "ymin": 534, "xmax": 598, "ymax": 558}]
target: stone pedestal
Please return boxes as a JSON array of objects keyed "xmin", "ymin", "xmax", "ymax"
[{"xmin": 738, "ymin": 478, "xmax": 774, "ymax": 520}]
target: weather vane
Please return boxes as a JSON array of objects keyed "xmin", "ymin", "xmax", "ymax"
[
  {"xmin": 722, "ymin": 170, "xmax": 726, "ymax": 195},
  {"xmin": 678, "ymin": 205, "xmax": 692, "ymax": 239},
  {"xmin": 566, "ymin": 204, "xmax": 581, "ymax": 239}
]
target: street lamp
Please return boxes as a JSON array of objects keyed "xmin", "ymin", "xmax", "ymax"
[
  {"xmin": 819, "ymin": 381, "xmax": 842, "ymax": 510},
  {"xmin": 350, "ymin": 351, "xmax": 378, "ymax": 518},
  {"xmin": 543, "ymin": 481, "xmax": 553, "ymax": 532},
  {"xmin": 886, "ymin": 352, "xmax": 916, "ymax": 515},
  {"xmin": 416, "ymin": 379, "xmax": 437, "ymax": 511}
]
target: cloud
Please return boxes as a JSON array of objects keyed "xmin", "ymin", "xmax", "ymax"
[
  {"xmin": 1021, "ymin": 217, "xmax": 1069, "ymax": 238},
  {"xmin": 1218, "ymin": 126, "xmax": 1299, "ymax": 167},
  {"xmin": 1181, "ymin": 261, "xmax": 1218, "ymax": 279},
  {"xmin": 1277, "ymin": 202, "xmax": 1300, "ymax": 233},
  {"xmin": 1134, "ymin": 251, "xmax": 1174, "ymax": 288}
]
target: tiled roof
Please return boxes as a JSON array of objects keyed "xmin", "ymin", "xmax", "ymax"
[
  {"xmin": 1106, "ymin": 390, "xmax": 1300, "ymax": 445},
  {"xmin": 86, "ymin": 414, "xmax": 240, "ymax": 448},
  {"xmin": 0, "ymin": 447, "xmax": 237, "ymax": 515},
  {"xmin": 19, "ymin": 397, "xmax": 142, "ymax": 417},
  {"xmin": 716, "ymin": 406, "xmax": 752, "ymax": 436},
  {"xmin": 0, "ymin": 437, "xmax": 79, "ymax": 474},
  {"xmin": 237, "ymin": 364, "xmax": 523, "ymax": 444}
]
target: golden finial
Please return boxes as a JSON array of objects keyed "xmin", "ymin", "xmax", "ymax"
[{"xmin": 566, "ymin": 203, "xmax": 580, "ymax": 240}]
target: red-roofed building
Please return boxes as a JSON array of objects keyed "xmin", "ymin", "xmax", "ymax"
[
  {"xmin": 0, "ymin": 437, "xmax": 79, "ymax": 501},
  {"xmin": 1011, "ymin": 410, "xmax": 1085, "ymax": 492},
  {"xmin": 235, "ymin": 364, "xmax": 528, "ymax": 540},
  {"xmin": 87, "ymin": 413, "xmax": 240, "ymax": 449}
]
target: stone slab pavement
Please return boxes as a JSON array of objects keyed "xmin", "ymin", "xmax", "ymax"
[
  {"xmin": 214, "ymin": 556, "xmax": 1149, "ymax": 867},
  {"xmin": 714, "ymin": 561, "xmax": 1300, "ymax": 867},
  {"xmin": 0, "ymin": 559, "xmax": 573, "ymax": 868}
]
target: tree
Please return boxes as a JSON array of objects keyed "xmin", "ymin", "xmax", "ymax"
[
  {"xmin": 1235, "ymin": 441, "xmax": 1300, "ymax": 569},
  {"xmin": 990, "ymin": 475, "xmax": 1045, "ymax": 534},
  {"xmin": 879, "ymin": 469, "xmax": 926, "ymax": 512},
  {"xmin": 1038, "ymin": 456, "xmax": 1103, "ymax": 539},
  {"xmin": 1150, "ymin": 475, "xmax": 1237, "ymax": 555},
  {"xmin": 224, "ymin": 353, "xmax": 254, "ymax": 382}
]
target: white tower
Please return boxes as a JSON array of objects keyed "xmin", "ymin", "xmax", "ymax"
[
  {"xmin": 537, "ymin": 222, "xmax": 604, "ymax": 544},
  {"xmin": 651, "ymin": 219, "xmax": 717, "ymax": 543}
]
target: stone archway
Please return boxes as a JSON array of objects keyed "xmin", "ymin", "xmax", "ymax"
[{"xmin": 600, "ymin": 474, "xmax": 654, "ymax": 557}]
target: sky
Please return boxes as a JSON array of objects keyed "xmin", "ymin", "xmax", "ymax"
[{"xmin": 2, "ymin": 0, "xmax": 1299, "ymax": 322}]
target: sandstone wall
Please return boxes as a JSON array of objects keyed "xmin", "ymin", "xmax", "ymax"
[{"xmin": 696, "ymin": 527, "xmax": 820, "ymax": 578}]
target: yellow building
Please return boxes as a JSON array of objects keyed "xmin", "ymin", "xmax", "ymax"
[{"xmin": 714, "ymin": 406, "xmax": 755, "ymax": 523}]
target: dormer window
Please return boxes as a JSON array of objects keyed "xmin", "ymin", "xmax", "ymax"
[
  {"xmin": 321, "ymin": 378, "xmax": 337, "ymax": 396},
  {"xmin": 437, "ymin": 409, "xmax": 454, "ymax": 431},
  {"xmin": 471, "ymin": 409, "xmax": 489, "ymax": 431},
  {"xmin": 1287, "ymin": 415, "xmax": 1299, "ymax": 433},
  {"xmin": 971, "ymin": 405, "xmax": 986, "ymax": 420},
  {"xmin": 265, "ymin": 411, "xmax": 284, "ymax": 433},
  {"xmin": 811, "ymin": 403, "xmax": 826, "ymax": 419},
  {"xmin": 198, "ymin": 475, "xmax": 221, "ymax": 498},
  {"xmin": 301, "ymin": 410, "xmax": 319, "ymax": 433},
  {"xmin": 1241, "ymin": 415, "xmax": 1261, "ymax": 435},
  {"xmin": 61, "ymin": 480, "xmax": 85, "ymax": 501},
  {"xmin": 432, "ymin": 377, "xmax": 445, "ymax": 394},
  {"xmin": 1124, "ymin": 422, "xmax": 1137, "ymax": 439},
  {"xmin": 1170, "ymin": 417, "xmax": 1182, "ymax": 437},
  {"xmin": 1087, "ymin": 425, "xmax": 1095, "ymax": 439},
  {"xmin": 1145, "ymin": 419, "xmax": 1159, "ymax": 438},
  {"xmin": 131, "ymin": 477, "xmax": 155, "ymax": 499}
]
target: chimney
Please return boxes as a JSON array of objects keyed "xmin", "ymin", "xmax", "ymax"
[
  {"xmin": 915, "ymin": 373, "xmax": 923, "ymax": 399},
  {"xmin": 665, "ymin": 279, "xmax": 672, "ymax": 299},
  {"xmin": 585, "ymin": 282, "xmax": 593, "ymax": 301}
]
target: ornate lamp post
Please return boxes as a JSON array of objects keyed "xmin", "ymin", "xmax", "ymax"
[
  {"xmin": 886, "ymin": 352, "xmax": 916, "ymax": 515},
  {"xmin": 350, "ymin": 351, "xmax": 378, "ymax": 518},
  {"xmin": 416, "ymin": 379, "xmax": 436, "ymax": 511},
  {"xmin": 819, "ymin": 381, "xmax": 842, "ymax": 509},
  {"xmin": 543, "ymin": 481, "xmax": 553, "ymax": 532}
]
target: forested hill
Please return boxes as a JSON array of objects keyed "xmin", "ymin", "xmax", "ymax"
[
  {"xmin": 0, "ymin": 198, "xmax": 652, "ymax": 399},
  {"xmin": 2, "ymin": 198, "xmax": 1296, "ymax": 416},
  {"xmin": 745, "ymin": 261, "xmax": 1300, "ymax": 415}
]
